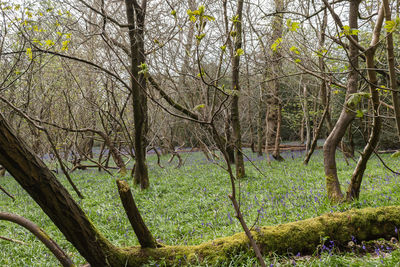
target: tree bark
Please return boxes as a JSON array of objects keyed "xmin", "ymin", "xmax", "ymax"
[
  {"xmin": 0, "ymin": 112, "xmax": 124, "ymax": 266},
  {"xmin": 257, "ymin": 98, "xmax": 264, "ymax": 156},
  {"xmin": 266, "ymin": 0, "xmax": 284, "ymax": 161},
  {"xmin": 303, "ymin": 83, "xmax": 311, "ymax": 153},
  {"xmin": 319, "ymin": 9, "xmax": 333, "ymax": 133},
  {"xmin": 230, "ymin": 0, "xmax": 245, "ymax": 178},
  {"xmin": 323, "ymin": 0, "xmax": 360, "ymax": 201},
  {"xmin": 346, "ymin": 5, "xmax": 385, "ymax": 200},
  {"xmin": 382, "ymin": 0, "xmax": 400, "ymax": 141},
  {"xmin": 303, "ymin": 97, "xmax": 329, "ymax": 165},
  {"xmin": 116, "ymin": 179, "xmax": 157, "ymax": 248},
  {"xmin": 125, "ymin": 0, "xmax": 150, "ymax": 189}
]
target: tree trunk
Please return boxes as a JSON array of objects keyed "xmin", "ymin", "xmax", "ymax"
[
  {"xmin": 319, "ymin": 10, "xmax": 333, "ymax": 133},
  {"xmin": 383, "ymin": 0, "xmax": 400, "ymax": 141},
  {"xmin": 265, "ymin": 0, "xmax": 284, "ymax": 161},
  {"xmin": 230, "ymin": 0, "xmax": 245, "ymax": 178},
  {"xmin": 257, "ymin": 98, "xmax": 264, "ymax": 156},
  {"xmin": 346, "ymin": 6, "xmax": 385, "ymax": 200},
  {"xmin": 303, "ymin": 98, "xmax": 329, "ymax": 165},
  {"xmin": 55, "ymin": 205, "xmax": 400, "ymax": 266},
  {"xmin": 224, "ymin": 111, "xmax": 236, "ymax": 164},
  {"xmin": 0, "ymin": 112, "xmax": 125, "ymax": 266},
  {"xmin": 125, "ymin": 0, "xmax": 149, "ymax": 189},
  {"xmin": 303, "ymin": 84, "xmax": 311, "ymax": 153},
  {"xmin": 116, "ymin": 179, "xmax": 157, "ymax": 248},
  {"xmin": 98, "ymin": 131, "xmax": 127, "ymax": 175},
  {"xmin": 272, "ymin": 102, "xmax": 284, "ymax": 161},
  {"xmin": 323, "ymin": 0, "xmax": 360, "ymax": 201}
]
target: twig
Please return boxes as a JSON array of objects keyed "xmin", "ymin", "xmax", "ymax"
[
  {"xmin": 0, "ymin": 235, "xmax": 27, "ymax": 245},
  {"xmin": 0, "ymin": 185, "xmax": 15, "ymax": 201}
]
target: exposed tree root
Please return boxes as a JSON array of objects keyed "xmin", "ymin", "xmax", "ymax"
[{"xmin": 117, "ymin": 206, "xmax": 400, "ymax": 265}]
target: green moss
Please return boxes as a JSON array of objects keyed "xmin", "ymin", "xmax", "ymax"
[{"xmin": 105, "ymin": 206, "xmax": 400, "ymax": 266}]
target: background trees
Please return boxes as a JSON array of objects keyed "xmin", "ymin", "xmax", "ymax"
[{"xmin": 1, "ymin": 0, "xmax": 400, "ymax": 265}]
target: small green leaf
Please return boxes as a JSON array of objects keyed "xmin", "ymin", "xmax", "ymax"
[
  {"xmin": 290, "ymin": 46, "xmax": 299, "ymax": 54},
  {"xmin": 270, "ymin": 38, "xmax": 282, "ymax": 51},
  {"xmin": 384, "ymin": 17, "xmax": 400, "ymax": 33},
  {"xmin": 61, "ymin": 40, "xmax": 70, "ymax": 51},
  {"xmin": 220, "ymin": 45, "xmax": 226, "ymax": 52},
  {"xmin": 196, "ymin": 33, "xmax": 206, "ymax": 41},
  {"xmin": 26, "ymin": 48, "xmax": 33, "ymax": 60},
  {"xmin": 138, "ymin": 62, "xmax": 148, "ymax": 75},
  {"xmin": 193, "ymin": 104, "xmax": 205, "ymax": 110},
  {"xmin": 171, "ymin": 10, "xmax": 176, "ymax": 17},
  {"xmin": 341, "ymin": 25, "xmax": 351, "ymax": 36},
  {"xmin": 203, "ymin": 15, "xmax": 215, "ymax": 21},
  {"xmin": 286, "ymin": 19, "xmax": 300, "ymax": 32},
  {"xmin": 45, "ymin": 39, "xmax": 55, "ymax": 46},
  {"xmin": 231, "ymin": 15, "xmax": 240, "ymax": 23},
  {"xmin": 235, "ymin": 48, "xmax": 244, "ymax": 56},
  {"xmin": 356, "ymin": 109, "xmax": 364, "ymax": 118},
  {"xmin": 346, "ymin": 92, "xmax": 371, "ymax": 107},
  {"xmin": 198, "ymin": 5, "xmax": 205, "ymax": 15}
]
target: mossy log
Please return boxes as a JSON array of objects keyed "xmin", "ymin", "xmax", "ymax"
[{"xmin": 118, "ymin": 206, "xmax": 400, "ymax": 265}]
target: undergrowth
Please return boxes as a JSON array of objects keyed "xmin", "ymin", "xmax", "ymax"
[{"xmin": 0, "ymin": 149, "xmax": 400, "ymax": 266}]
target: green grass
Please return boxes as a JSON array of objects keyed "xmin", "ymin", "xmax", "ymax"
[{"xmin": 1, "ymin": 149, "xmax": 400, "ymax": 266}]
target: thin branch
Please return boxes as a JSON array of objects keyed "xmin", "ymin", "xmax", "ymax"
[{"xmin": 0, "ymin": 212, "xmax": 74, "ymax": 267}]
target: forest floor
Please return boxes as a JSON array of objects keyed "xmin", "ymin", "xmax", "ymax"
[{"xmin": 1, "ymin": 149, "xmax": 400, "ymax": 266}]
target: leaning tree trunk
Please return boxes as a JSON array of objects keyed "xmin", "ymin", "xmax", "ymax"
[
  {"xmin": 323, "ymin": 0, "xmax": 360, "ymax": 201},
  {"xmin": 0, "ymin": 112, "xmax": 125, "ymax": 266},
  {"xmin": 125, "ymin": 0, "xmax": 150, "ymax": 189},
  {"xmin": 303, "ymin": 95, "xmax": 329, "ymax": 165}
]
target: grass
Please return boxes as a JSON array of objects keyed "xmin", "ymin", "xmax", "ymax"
[{"xmin": 1, "ymin": 149, "xmax": 400, "ymax": 266}]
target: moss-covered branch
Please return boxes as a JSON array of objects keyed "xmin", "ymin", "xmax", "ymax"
[{"xmin": 118, "ymin": 206, "xmax": 400, "ymax": 265}]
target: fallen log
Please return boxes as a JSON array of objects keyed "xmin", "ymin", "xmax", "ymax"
[
  {"xmin": 118, "ymin": 206, "xmax": 400, "ymax": 265},
  {"xmin": 242, "ymin": 143, "xmax": 322, "ymax": 152}
]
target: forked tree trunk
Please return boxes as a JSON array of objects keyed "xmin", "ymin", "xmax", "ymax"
[
  {"xmin": 323, "ymin": 0, "xmax": 360, "ymax": 201},
  {"xmin": 97, "ymin": 131, "xmax": 127, "ymax": 175},
  {"xmin": 346, "ymin": 6, "xmax": 385, "ymax": 200}
]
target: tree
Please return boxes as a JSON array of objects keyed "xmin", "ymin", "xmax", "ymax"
[
  {"xmin": 229, "ymin": 0, "xmax": 246, "ymax": 178},
  {"xmin": 323, "ymin": 0, "xmax": 385, "ymax": 201}
]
